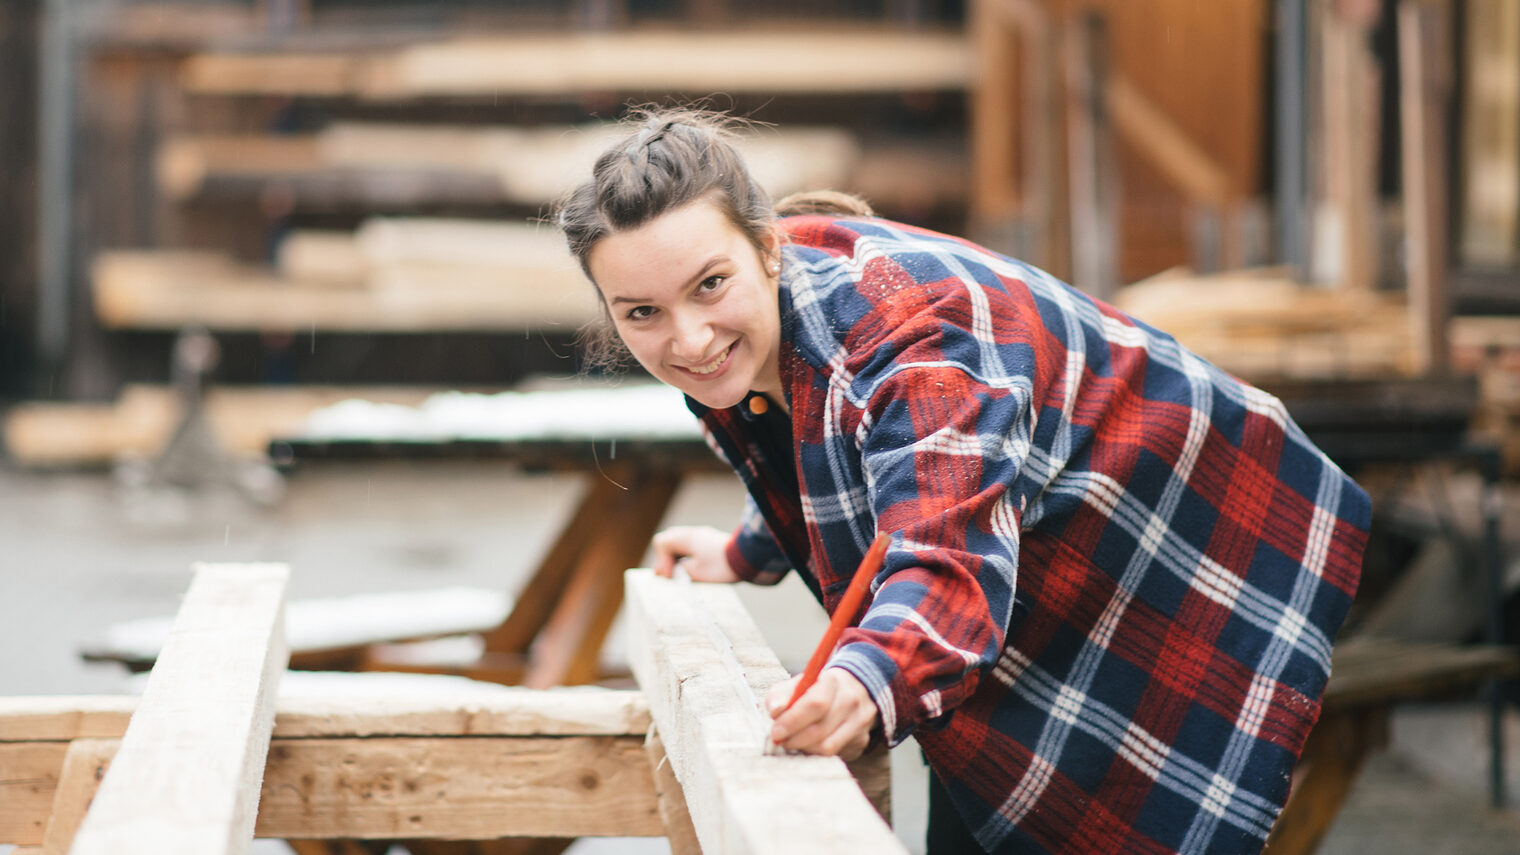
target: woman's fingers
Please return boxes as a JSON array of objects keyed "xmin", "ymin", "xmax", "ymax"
[
  {"xmin": 650, "ymin": 525, "xmax": 741, "ymax": 583},
  {"xmin": 766, "ymin": 668, "xmax": 877, "ymax": 759}
]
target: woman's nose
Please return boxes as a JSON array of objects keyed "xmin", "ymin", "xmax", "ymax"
[{"xmin": 669, "ymin": 310, "xmax": 714, "ymax": 360}]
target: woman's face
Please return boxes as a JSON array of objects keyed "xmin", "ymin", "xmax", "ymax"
[{"xmin": 588, "ymin": 197, "xmax": 783, "ymax": 411}]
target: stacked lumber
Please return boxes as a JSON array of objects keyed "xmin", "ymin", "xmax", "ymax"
[
  {"xmin": 1112, "ymin": 267, "xmax": 1413, "ymax": 380},
  {"xmin": 158, "ymin": 122, "xmax": 864, "ymax": 207},
  {"xmin": 180, "ymin": 29, "xmax": 972, "ymax": 98},
  {"xmin": 2, "ymin": 384, "xmax": 441, "ymax": 467},
  {"xmin": 92, "ymin": 218, "xmax": 600, "ymax": 332}
]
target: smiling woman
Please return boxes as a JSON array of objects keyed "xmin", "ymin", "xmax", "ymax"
[
  {"xmin": 551, "ymin": 107, "xmax": 1371, "ymax": 855},
  {"xmin": 588, "ymin": 197, "xmax": 784, "ymax": 412}
]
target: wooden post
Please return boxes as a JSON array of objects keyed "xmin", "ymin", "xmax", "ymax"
[
  {"xmin": 1321, "ymin": 0, "xmax": 1384, "ymax": 291},
  {"xmin": 1459, "ymin": 0, "xmax": 1520, "ymax": 267},
  {"xmin": 39, "ymin": 739, "xmax": 118, "ymax": 855},
  {"xmin": 68, "ymin": 563, "xmax": 289, "ymax": 855},
  {"xmin": 971, "ymin": 0, "xmax": 1070, "ymax": 277},
  {"xmin": 624, "ymin": 570, "xmax": 904, "ymax": 855},
  {"xmin": 1065, "ymin": 9, "xmax": 1120, "ymax": 301},
  {"xmin": 1399, "ymin": 0, "xmax": 1453, "ymax": 375},
  {"xmin": 970, "ymin": 0, "xmax": 1021, "ymax": 233}
]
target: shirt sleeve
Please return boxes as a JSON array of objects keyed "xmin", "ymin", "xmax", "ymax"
[
  {"xmin": 827, "ymin": 358, "xmax": 1036, "ymax": 746},
  {"xmin": 725, "ymin": 493, "xmax": 793, "ymax": 585}
]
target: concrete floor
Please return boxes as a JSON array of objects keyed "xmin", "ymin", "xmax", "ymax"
[{"xmin": 2, "ymin": 459, "xmax": 1519, "ymax": 854}]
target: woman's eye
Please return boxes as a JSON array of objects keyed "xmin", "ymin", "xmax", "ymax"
[
  {"xmin": 626, "ymin": 306, "xmax": 655, "ymax": 321},
  {"xmin": 698, "ymin": 275, "xmax": 725, "ymax": 293}
]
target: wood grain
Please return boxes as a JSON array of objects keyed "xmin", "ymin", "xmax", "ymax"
[{"xmin": 68, "ymin": 564, "xmax": 289, "ymax": 855}]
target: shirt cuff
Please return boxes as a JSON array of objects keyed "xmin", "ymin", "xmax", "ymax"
[
  {"xmin": 725, "ymin": 527, "xmax": 790, "ymax": 586},
  {"xmin": 829, "ymin": 640, "xmax": 954, "ymax": 747}
]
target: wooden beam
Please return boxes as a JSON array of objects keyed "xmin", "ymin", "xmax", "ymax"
[
  {"xmin": 40, "ymin": 739, "xmax": 117, "ymax": 855},
  {"xmin": 1106, "ymin": 75, "xmax": 1234, "ymax": 208},
  {"xmin": 1459, "ymin": 0, "xmax": 1520, "ymax": 267},
  {"xmin": 1065, "ymin": 10, "xmax": 1120, "ymax": 301},
  {"xmin": 0, "ymin": 689, "xmax": 658, "ymax": 846},
  {"xmin": 0, "ymin": 735, "xmax": 662, "ymax": 843},
  {"xmin": 1399, "ymin": 0, "xmax": 1454, "ymax": 374},
  {"xmin": 182, "ymin": 30, "xmax": 970, "ymax": 98},
  {"xmin": 970, "ymin": 0, "xmax": 1022, "ymax": 224},
  {"xmin": 363, "ymin": 31, "xmax": 971, "ymax": 98},
  {"xmin": 0, "ymin": 688, "xmax": 651, "ymax": 741},
  {"xmin": 644, "ymin": 727, "xmax": 701, "ymax": 855},
  {"xmin": 254, "ymin": 736, "xmax": 660, "ymax": 839},
  {"xmin": 68, "ymin": 564, "xmax": 289, "ymax": 855},
  {"xmin": 91, "ymin": 248, "xmax": 600, "ymax": 333},
  {"xmin": 1, "ymin": 384, "xmax": 439, "ymax": 468},
  {"xmin": 624, "ymin": 570, "xmax": 905, "ymax": 855},
  {"xmin": 1320, "ymin": 0, "xmax": 1382, "ymax": 290},
  {"xmin": 160, "ymin": 124, "xmax": 861, "ymax": 208}
]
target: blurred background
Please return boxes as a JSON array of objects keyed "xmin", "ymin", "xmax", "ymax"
[{"xmin": 2, "ymin": 0, "xmax": 1520, "ymax": 853}]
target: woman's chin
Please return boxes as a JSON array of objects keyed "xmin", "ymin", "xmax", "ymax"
[{"xmin": 681, "ymin": 384, "xmax": 747, "ymax": 411}]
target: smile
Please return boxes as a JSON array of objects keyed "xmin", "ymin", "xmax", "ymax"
[{"xmin": 686, "ymin": 343, "xmax": 734, "ymax": 376}]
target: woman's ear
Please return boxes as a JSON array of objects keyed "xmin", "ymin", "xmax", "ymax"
[{"xmin": 762, "ymin": 226, "xmax": 784, "ymax": 272}]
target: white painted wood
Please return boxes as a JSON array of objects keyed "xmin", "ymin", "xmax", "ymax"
[
  {"xmin": 68, "ymin": 563, "xmax": 289, "ymax": 855},
  {"xmin": 85, "ymin": 586, "xmax": 510, "ymax": 664},
  {"xmin": 625, "ymin": 569, "xmax": 906, "ymax": 855}
]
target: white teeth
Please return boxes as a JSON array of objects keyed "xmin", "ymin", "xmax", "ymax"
[{"xmin": 687, "ymin": 344, "xmax": 732, "ymax": 375}]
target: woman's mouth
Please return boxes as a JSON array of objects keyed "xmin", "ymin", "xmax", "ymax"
[{"xmin": 685, "ymin": 342, "xmax": 734, "ymax": 376}]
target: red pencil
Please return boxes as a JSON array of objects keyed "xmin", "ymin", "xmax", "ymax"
[{"xmin": 784, "ymin": 531, "xmax": 892, "ymax": 710}]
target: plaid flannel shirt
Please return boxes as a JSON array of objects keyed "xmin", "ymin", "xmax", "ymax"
[{"xmin": 689, "ymin": 216, "xmax": 1368, "ymax": 854}]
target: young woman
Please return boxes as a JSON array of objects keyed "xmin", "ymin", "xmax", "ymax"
[{"xmin": 555, "ymin": 109, "xmax": 1368, "ymax": 855}]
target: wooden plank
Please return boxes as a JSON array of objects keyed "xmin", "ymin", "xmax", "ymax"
[
  {"xmin": 624, "ymin": 570, "xmax": 906, "ymax": 855},
  {"xmin": 1106, "ymin": 75, "xmax": 1233, "ymax": 208},
  {"xmin": 0, "ymin": 688, "xmax": 654, "ymax": 846},
  {"xmin": 181, "ymin": 30, "xmax": 970, "ymax": 98},
  {"xmin": 1459, "ymin": 0, "xmax": 1520, "ymax": 267},
  {"xmin": 0, "ymin": 743, "xmax": 70, "ymax": 846},
  {"xmin": 40, "ymin": 739, "xmax": 117, "ymax": 855},
  {"xmin": 253, "ymin": 736, "xmax": 661, "ymax": 839},
  {"xmin": 0, "ymin": 734, "xmax": 662, "ymax": 844},
  {"xmin": 1065, "ymin": 10, "xmax": 1119, "ymax": 301},
  {"xmin": 1320, "ymin": 0, "xmax": 1382, "ymax": 290},
  {"xmin": 0, "ymin": 689, "xmax": 651, "ymax": 742},
  {"xmin": 181, "ymin": 51, "xmax": 363, "ymax": 96},
  {"xmin": 91, "ymin": 247, "xmax": 600, "ymax": 333},
  {"xmin": 160, "ymin": 124, "xmax": 860, "ymax": 208},
  {"xmin": 969, "ymin": 0, "xmax": 1022, "ymax": 224},
  {"xmin": 1, "ymin": 384, "xmax": 441, "ymax": 467},
  {"xmin": 364, "ymin": 30, "xmax": 971, "ymax": 98},
  {"xmin": 157, "ymin": 135, "xmax": 325, "ymax": 200},
  {"xmin": 1324, "ymin": 640, "xmax": 1520, "ymax": 712},
  {"xmin": 644, "ymin": 727, "xmax": 702, "ymax": 855},
  {"xmin": 1399, "ymin": 0, "xmax": 1454, "ymax": 374},
  {"xmin": 68, "ymin": 564, "xmax": 289, "ymax": 855}
]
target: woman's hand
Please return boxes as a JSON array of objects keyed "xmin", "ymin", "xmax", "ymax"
[
  {"xmin": 765, "ymin": 667, "xmax": 878, "ymax": 760},
  {"xmin": 650, "ymin": 525, "xmax": 741, "ymax": 583}
]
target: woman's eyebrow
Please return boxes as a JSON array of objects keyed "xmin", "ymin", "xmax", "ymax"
[{"xmin": 607, "ymin": 255, "xmax": 727, "ymax": 305}]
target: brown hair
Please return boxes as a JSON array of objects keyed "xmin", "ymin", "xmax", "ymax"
[{"xmin": 554, "ymin": 106, "xmax": 872, "ymax": 371}]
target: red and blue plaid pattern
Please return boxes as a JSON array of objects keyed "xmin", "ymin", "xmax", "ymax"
[{"xmin": 692, "ymin": 216, "xmax": 1368, "ymax": 854}]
